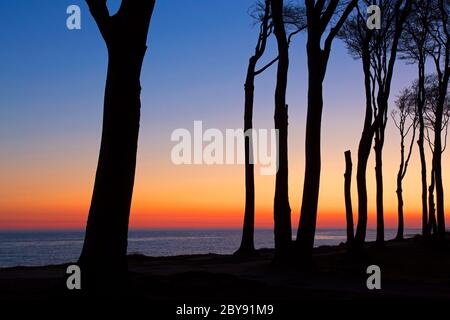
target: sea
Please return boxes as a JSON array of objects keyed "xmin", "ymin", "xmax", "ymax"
[{"xmin": 0, "ymin": 228, "xmax": 421, "ymax": 268}]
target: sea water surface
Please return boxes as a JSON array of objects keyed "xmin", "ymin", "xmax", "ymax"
[{"xmin": 0, "ymin": 229, "xmax": 421, "ymax": 268}]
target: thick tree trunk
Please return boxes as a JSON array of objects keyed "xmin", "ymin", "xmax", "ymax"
[
  {"xmin": 297, "ymin": 34, "xmax": 324, "ymax": 257},
  {"xmin": 272, "ymin": 0, "xmax": 292, "ymax": 262},
  {"xmin": 79, "ymin": 0, "xmax": 155, "ymax": 291},
  {"xmin": 344, "ymin": 151, "xmax": 354, "ymax": 245}
]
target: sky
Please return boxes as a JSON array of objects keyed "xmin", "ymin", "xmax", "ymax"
[{"xmin": 0, "ymin": 0, "xmax": 449, "ymax": 231}]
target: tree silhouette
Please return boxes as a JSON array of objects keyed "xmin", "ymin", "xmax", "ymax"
[
  {"xmin": 371, "ymin": 0, "xmax": 411, "ymax": 247},
  {"xmin": 392, "ymin": 87, "xmax": 417, "ymax": 240},
  {"xmin": 272, "ymin": 0, "xmax": 292, "ymax": 262},
  {"xmin": 79, "ymin": 0, "xmax": 155, "ymax": 291},
  {"xmin": 422, "ymin": 75, "xmax": 450, "ymax": 237},
  {"xmin": 340, "ymin": 0, "xmax": 411, "ymax": 247},
  {"xmin": 296, "ymin": 0, "xmax": 357, "ymax": 259},
  {"xmin": 339, "ymin": 2, "xmax": 375, "ymax": 250},
  {"xmin": 425, "ymin": 0, "xmax": 450, "ymax": 240},
  {"xmin": 398, "ymin": 0, "xmax": 435, "ymax": 237},
  {"xmin": 236, "ymin": 0, "xmax": 272, "ymax": 256},
  {"xmin": 237, "ymin": 1, "xmax": 305, "ymax": 257}
]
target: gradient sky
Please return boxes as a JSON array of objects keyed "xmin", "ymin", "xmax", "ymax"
[{"xmin": 0, "ymin": 0, "xmax": 449, "ymax": 231}]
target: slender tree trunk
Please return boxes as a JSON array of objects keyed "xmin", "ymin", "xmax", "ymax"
[
  {"xmin": 417, "ymin": 60, "xmax": 429, "ymax": 237},
  {"xmin": 428, "ymin": 165, "xmax": 438, "ymax": 236},
  {"xmin": 396, "ymin": 139, "xmax": 405, "ymax": 240},
  {"xmin": 396, "ymin": 177, "xmax": 404, "ymax": 240},
  {"xmin": 238, "ymin": 58, "xmax": 257, "ymax": 254},
  {"xmin": 344, "ymin": 151, "xmax": 354, "ymax": 245},
  {"xmin": 374, "ymin": 129, "xmax": 385, "ymax": 246},
  {"xmin": 434, "ymin": 114, "xmax": 446, "ymax": 239},
  {"xmin": 79, "ymin": 0, "xmax": 155, "ymax": 291},
  {"xmin": 355, "ymin": 49, "xmax": 374, "ymax": 247},
  {"xmin": 237, "ymin": 0, "xmax": 271, "ymax": 255},
  {"xmin": 272, "ymin": 0, "xmax": 292, "ymax": 262}
]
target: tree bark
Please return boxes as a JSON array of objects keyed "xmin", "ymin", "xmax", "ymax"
[
  {"xmin": 272, "ymin": 0, "xmax": 292, "ymax": 262},
  {"xmin": 79, "ymin": 0, "xmax": 155, "ymax": 291},
  {"xmin": 344, "ymin": 151, "xmax": 354, "ymax": 245}
]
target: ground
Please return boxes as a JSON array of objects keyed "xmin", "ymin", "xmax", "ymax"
[{"xmin": 0, "ymin": 235, "xmax": 449, "ymax": 315}]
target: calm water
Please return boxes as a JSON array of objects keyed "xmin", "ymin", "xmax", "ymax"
[{"xmin": 0, "ymin": 229, "xmax": 421, "ymax": 268}]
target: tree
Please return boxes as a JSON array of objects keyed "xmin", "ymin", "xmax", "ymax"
[
  {"xmin": 237, "ymin": 1, "xmax": 305, "ymax": 256},
  {"xmin": 371, "ymin": 0, "xmax": 411, "ymax": 246},
  {"xmin": 392, "ymin": 87, "xmax": 417, "ymax": 240},
  {"xmin": 79, "ymin": 0, "xmax": 156, "ymax": 291},
  {"xmin": 399, "ymin": 0, "xmax": 435, "ymax": 237},
  {"xmin": 340, "ymin": 0, "xmax": 411, "ymax": 247},
  {"xmin": 339, "ymin": 2, "xmax": 375, "ymax": 250},
  {"xmin": 425, "ymin": 0, "xmax": 450, "ymax": 240},
  {"xmin": 236, "ymin": 0, "xmax": 273, "ymax": 256},
  {"xmin": 271, "ymin": 0, "xmax": 292, "ymax": 262},
  {"xmin": 296, "ymin": 0, "xmax": 357, "ymax": 259},
  {"xmin": 266, "ymin": 0, "xmax": 306, "ymax": 262},
  {"xmin": 423, "ymin": 75, "xmax": 450, "ymax": 237}
]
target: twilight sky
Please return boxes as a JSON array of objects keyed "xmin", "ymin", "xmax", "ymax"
[{"xmin": 0, "ymin": 0, "xmax": 449, "ymax": 230}]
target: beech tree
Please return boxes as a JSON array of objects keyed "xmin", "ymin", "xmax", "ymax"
[
  {"xmin": 79, "ymin": 0, "xmax": 156, "ymax": 291},
  {"xmin": 237, "ymin": 0, "xmax": 305, "ymax": 257},
  {"xmin": 237, "ymin": 0, "xmax": 273, "ymax": 256},
  {"xmin": 271, "ymin": 0, "xmax": 306, "ymax": 262},
  {"xmin": 398, "ymin": 0, "xmax": 435, "ymax": 237},
  {"xmin": 296, "ymin": 0, "xmax": 357, "ymax": 259},
  {"xmin": 392, "ymin": 88, "xmax": 417, "ymax": 240},
  {"xmin": 423, "ymin": 76, "xmax": 450, "ymax": 237},
  {"xmin": 340, "ymin": 0, "xmax": 411, "ymax": 247},
  {"xmin": 425, "ymin": 0, "xmax": 450, "ymax": 240}
]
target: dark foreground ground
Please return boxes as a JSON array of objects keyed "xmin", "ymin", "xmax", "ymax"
[{"xmin": 0, "ymin": 235, "xmax": 449, "ymax": 316}]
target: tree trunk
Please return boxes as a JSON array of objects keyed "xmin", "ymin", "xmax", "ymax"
[
  {"xmin": 434, "ymin": 116, "xmax": 446, "ymax": 239},
  {"xmin": 237, "ymin": 59, "xmax": 257, "ymax": 254},
  {"xmin": 374, "ymin": 130, "xmax": 385, "ymax": 246},
  {"xmin": 417, "ymin": 60, "xmax": 429, "ymax": 237},
  {"xmin": 396, "ymin": 168, "xmax": 404, "ymax": 240},
  {"xmin": 297, "ymin": 33, "xmax": 324, "ymax": 257},
  {"xmin": 428, "ymin": 165, "xmax": 438, "ymax": 236},
  {"xmin": 354, "ymin": 48, "xmax": 374, "ymax": 247},
  {"xmin": 236, "ymin": 0, "xmax": 271, "ymax": 256},
  {"xmin": 272, "ymin": 0, "xmax": 292, "ymax": 262},
  {"xmin": 344, "ymin": 151, "xmax": 354, "ymax": 245},
  {"xmin": 79, "ymin": 0, "xmax": 155, "ymax": 291}
]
